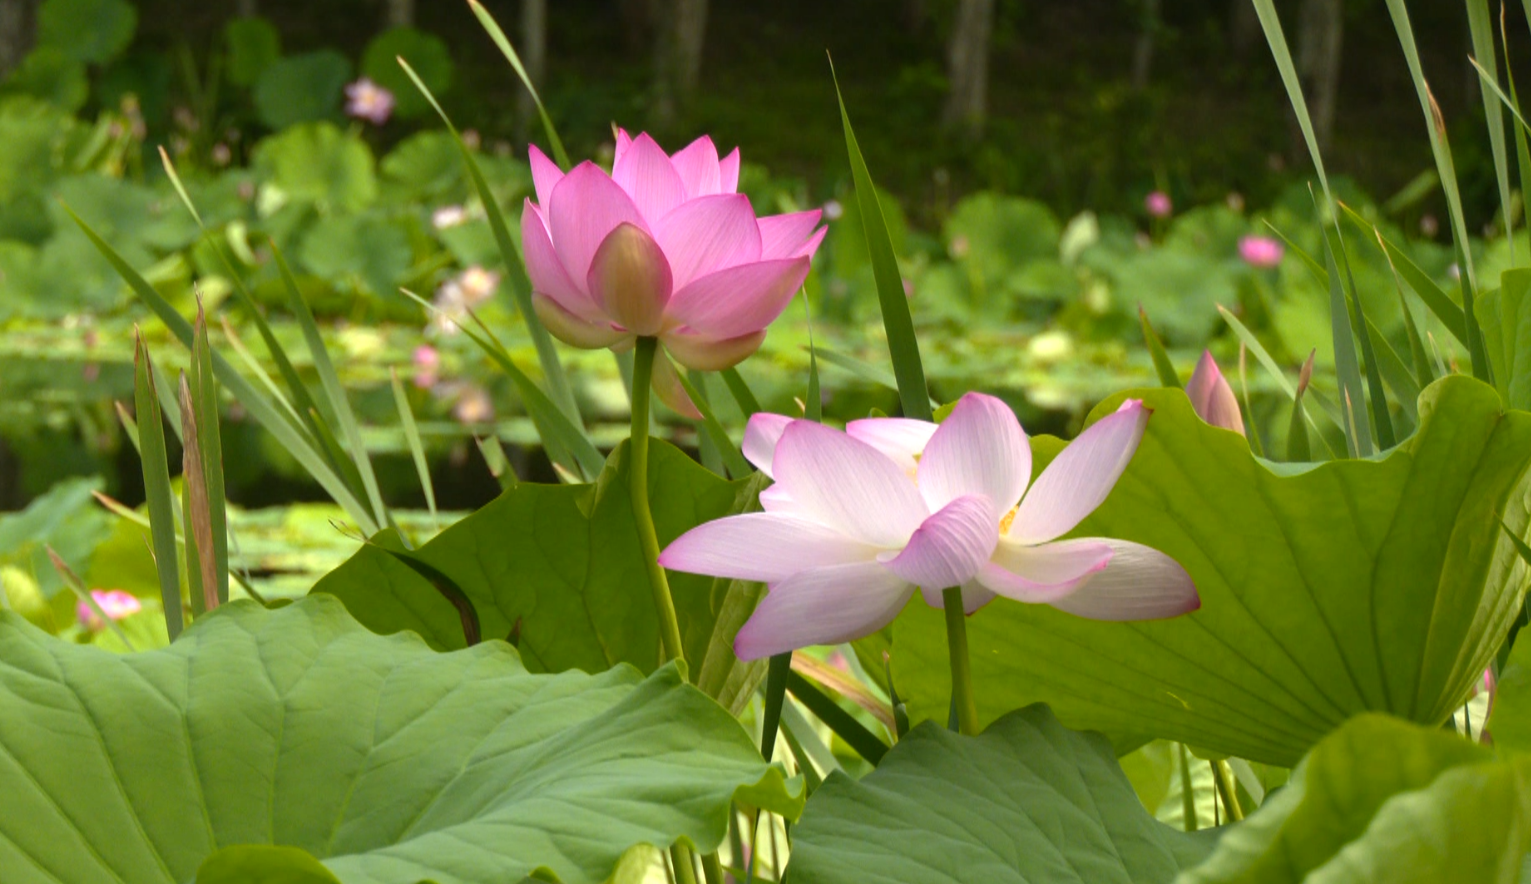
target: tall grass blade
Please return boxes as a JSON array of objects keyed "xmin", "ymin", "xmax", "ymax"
[
  {"xmin": 1338, "ymin": 203, "xmax": 1466, "ymax": 343},
  {"xmin": 1287, "ymin": 352, "xmax": 1315, "ymax": 462},
  {"xmin": 156, "ymin": 146, "xmax": 203, "ymax": 228},
  {"xmin": 390, "ymin": 369, "xmax": 438, "ymax": 530},
  {"xmin": 466, "ymin": 0, "xmax": 570, "ymax": 169},
  {"xmin": 1381, "ymin": 0, "xmax": 1489, "ymax": 378},
  {"xmin": 46, "ymin": 547, "xmax": 134, "ymax": 651},
  {"xmin": 719, "ymin": 368, "xmax": 762, "ymax": 417},
  {"xmin": 476, "ymin": 435, "xmax": 520, "ymax": 490},
  {"xmin": 1138, "ymin": 306, "xmax": 1181, "ymax": 387},
  {"xmin": 1374, "ymin": 231, "xmax": 1437, "ymax": 389},
  {"xmin": 1236, "ymin": 344, "xmax": 1264, "ymax": 457},
  {"xmin": 133, "ymin": 333, "xmax": 182, "ymax": 639},
  {"xmin": 830, "ymin": 58, "xmax": 931, "ymax": 421},
  {"xmin": 1249, "ymin": 0, "xmax": 1336, "ymax": 205},
  {"xmin": 68, "ymin": 208, "xmax": 379, "ymax": 533},
  {"xmin": 802, "ymin": 293, "xmax": 823, "ymax": 423},
  {"xmin": 190, "ymin": 306, "xmax": 230, "ymax": 606},
  {"xmin": 675, "ymin": 371, "xmax": 753, "ymax": 478},
  {"xmin": 160, "ymin": 147, "xmax": 332, "ymax": 455},
  {"xmin": 1217, "ymin": 305, "xmax": 1342, "ymax": 456},
  {"xmin": 784, "ymin": 670, "xmax": 887, "ymax": 765},
  {"xmin": 1320, "ymin": 222, "xmax": 1371, "ymax": 456},
  {"xmin": 401, "ymin": 288, "xmax": 602, "ymax": 479},
  {"xmin": 1502, "ymin": 7, "xmax": 1531, "ymax": 272},
  {"xmin": 1262, "ymin": 220, "xmax": 1327, "ymax": 286},
  {"xmin": 1363, "ymin": 315, "xmax": 1420, "ymax": 425},
  {"xmin": 218, "ymin": 316, "xmax": 308, "ymax": 430},
  {"xmin": 760, "ymin": 653, "xmax": 792, "ymax": 761},
  {"xmin": 178, "ymin": 373, "xmax": 220, "ymax": 613},
  {"xmin": 114, "ymin": 401, "xmax": 140, "ymax": 451},
  {"xmin": 398, "ymin": 57, "xmax": 585, "ymax": 430},
  {"xmin": 1325, "ymin": 221, "xmax": 1393, "ymax": 449},
  {"xmin": 1469, "ymin": 0, "xmax": 1514, "ymax": 262},
  {"xmin": 271, "ymin": 248, "xmax": 388, "ymax": 528}
]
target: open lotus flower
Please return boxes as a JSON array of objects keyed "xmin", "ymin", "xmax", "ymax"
[
  {"xmin": 659, "ymin": 393, "xmax": 1199, "ymax": 660},
  {"xmin": 1185, "ymin": 350, "xmax": 1245, "ymax": 436},
  {"xmin": 521, "ymin": 131, "xmax": 825, "ymax": 408}
]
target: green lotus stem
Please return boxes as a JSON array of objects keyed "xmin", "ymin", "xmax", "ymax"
[
  {"xmin": 631, "ymin": 336, "xmax": 687, "ymax": 674},
  {"xmin": 670, "ymin": 844, "xmax": 700, "ymax": 884},
  {"xmin": 942, "ymin": 587, "xmax": 979, "ymax": 736},
  {"xmin": 700, "ymin": 851, "xmax": 725, "ymax": 884},
  {"xmin": 1211, "ymin": 759, "xmax": 1245, "ymax": 821}
]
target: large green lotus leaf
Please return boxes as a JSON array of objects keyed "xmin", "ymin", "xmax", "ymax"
[
  {"xmin": 787, "ymin": 704, "xmax": 1216, "ymax": 883},
  {"xmin": 36, "ymin": 0, "xmax": 135, "ymax": 64},
  {"xmin": 1490, "ymin": 631, "xmax": 1531, "ymax": 755},
  {"xmin": 892, "ymin": 376, "xmax": 1531, "ymax": 765},
  {"xmin": 1179, "ymin": 714, "xmax": 1531, "ymax": 884},
  {"xmin": 253, "ymin": 51, "xmax": 352, "ymax": 130},
  {"xmin": 360, "ymin": 26, "xmax": 454, "ymax": 120},
  {"xmin": 0, "ymin": 595, "xmax": 801, "ymax": 884},
  {"xmin": 1477, "ymin": 269, "xmax": 1531, "ymax": 411},
  {"xmin": 254, "ymin": 122, "xmax": 377, "ymax": 213},
  {"xmin": 313, "ymin": 440, "xmax": 768, "ymax": 711}
]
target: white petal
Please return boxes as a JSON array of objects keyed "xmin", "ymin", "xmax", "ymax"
[
  {"xmin": 772, "ymin": 421, "xmax": 928, "ymax": 547},
  {"xmin": 1009, "ymin": 399, "xmax": 1149, "ymax": 544},
  {"xmin": 742, "ymin": 413, "xmax": 793, "ymax": 478},
  {"xmin": 845, "ymin": 417, "xmax": 936, "ymax": 475},
  {"xmin": 977, "ymin": 537, "xmax": 1114, "ymax": 603},
  {"xmin": 659, "ymin": 513, "xmax": 877, "ymax": 583},
  {"xmin": 916, "ymin": 392, "xmax": 1030, "ymax": 515},
  {"xmin": 1046, "ymin": 539, "xmax": 1200, "ymax": 621},
  {"xmin": 733, "ymin": 562, "xmax": 913, "ymax": 660},
  {"xmin": 882, "ymin": 494, "xmax": 999, "ymax": 591}
]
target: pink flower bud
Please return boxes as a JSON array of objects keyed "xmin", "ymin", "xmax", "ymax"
[
  {"xmin": 1185, "ymin": 351, "xmax": 1245, "ymax": 436},
  {"xmin": 1238, "ymin": 235, "xmax": 1284, "ymax": 269},
  {"xmin": 1144, "ymin": 191, "xmax": 1172, "ymax": 219}
]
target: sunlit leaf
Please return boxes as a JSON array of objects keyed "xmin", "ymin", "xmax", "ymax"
[
  {"xmin": 891, "ymin": 376, "xmax": 1531, "ymax": 765},
  {"xmin": 0, "ymin": 596, "xmax": 801, "ymax": 883}
]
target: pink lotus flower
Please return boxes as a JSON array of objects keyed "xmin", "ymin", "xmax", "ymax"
[
  {"xmin": 521, "ymin": 131, "xmax": 825, "ymax": 380},
  {"xmin": 660, "ymin": 393, "xmax": 1199, "ymax": 660},
  {"xmin": 345, "ymin": 78, "xmax": 395, "ymax": 125},
  {"xmin": 1145, "ymin": 190, "xmax": 1172, "ymax": 218},
  {"xmin": 77, "ymin": 589, "xmax": 141, "ymax": 629},
  {"xmin": 412, "ymin": 344, "xmax": 439, "ymax": 389},
  {"xmin": 1238, "ymin": 235, "xmax": 1284, "ymax": 268},
  {"xmin": 1185, "ymin": 350, "xmax": 1245, "ymax": 436}
]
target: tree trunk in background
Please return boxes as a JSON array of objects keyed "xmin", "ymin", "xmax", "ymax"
[
  {"xmin": 941, "ymin": 0, "xmax": 994, "ymax": 137},
  {"xmin": 1131, "ymin": 0, "xmax": 1161, "ymax": 91},
  {"xmin": 1293, "ymin": 0, "xmax": 1342, "ymax": 158},
  {"xmin": 516, "ymin": 0, "xmax": 547, "ymax": 141},
  {"xmin": 385, "ymin": 0, "xmax": 414, "ymax": 29},
  {"xmin": 652, "ymin": 0, "xmax": 708, "ymax": 128},
  {"xmin": 1229, "ymin": 0, "xmax": 1260, "ymax": 56},
  {"xmin": 0, "ymin": 0, "xmax": 35, "ymax": 79},
  {"xmin": 903, "ymin": 0, "xmax": 927, "ymax": 35}
]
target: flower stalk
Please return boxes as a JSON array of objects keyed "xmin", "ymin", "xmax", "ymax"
[
  {"xmin": 631, "ymin": 335, "xmax": 688, "ymax": 674},
  {"xmin": 942, "ymin": 587, "xmax": 980, "ymax": 736}
]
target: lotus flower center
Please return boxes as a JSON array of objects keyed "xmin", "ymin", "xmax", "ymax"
[{"xmin": 999, "ymin": 504, "xmax": 1019, "ymax": 535}]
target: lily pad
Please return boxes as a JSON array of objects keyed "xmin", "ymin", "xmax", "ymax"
[
  {"xmin": 0, "ymin": 595, "xmax": 800, "ymax": 883},
  {"xmin": 891, "ymin": 376, "xmax": 1531, "ymax": 765},
  {"xmin": 1179, "ymin": 714, "xmax": 1531, "ymax": 884},
  {"xmin": 313, "ymin": 440, "xmax": 768, "ymax": 711},
  {"xmin": 786, "ymin": 704, "xmax": 1216, "ymax": 883}
]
